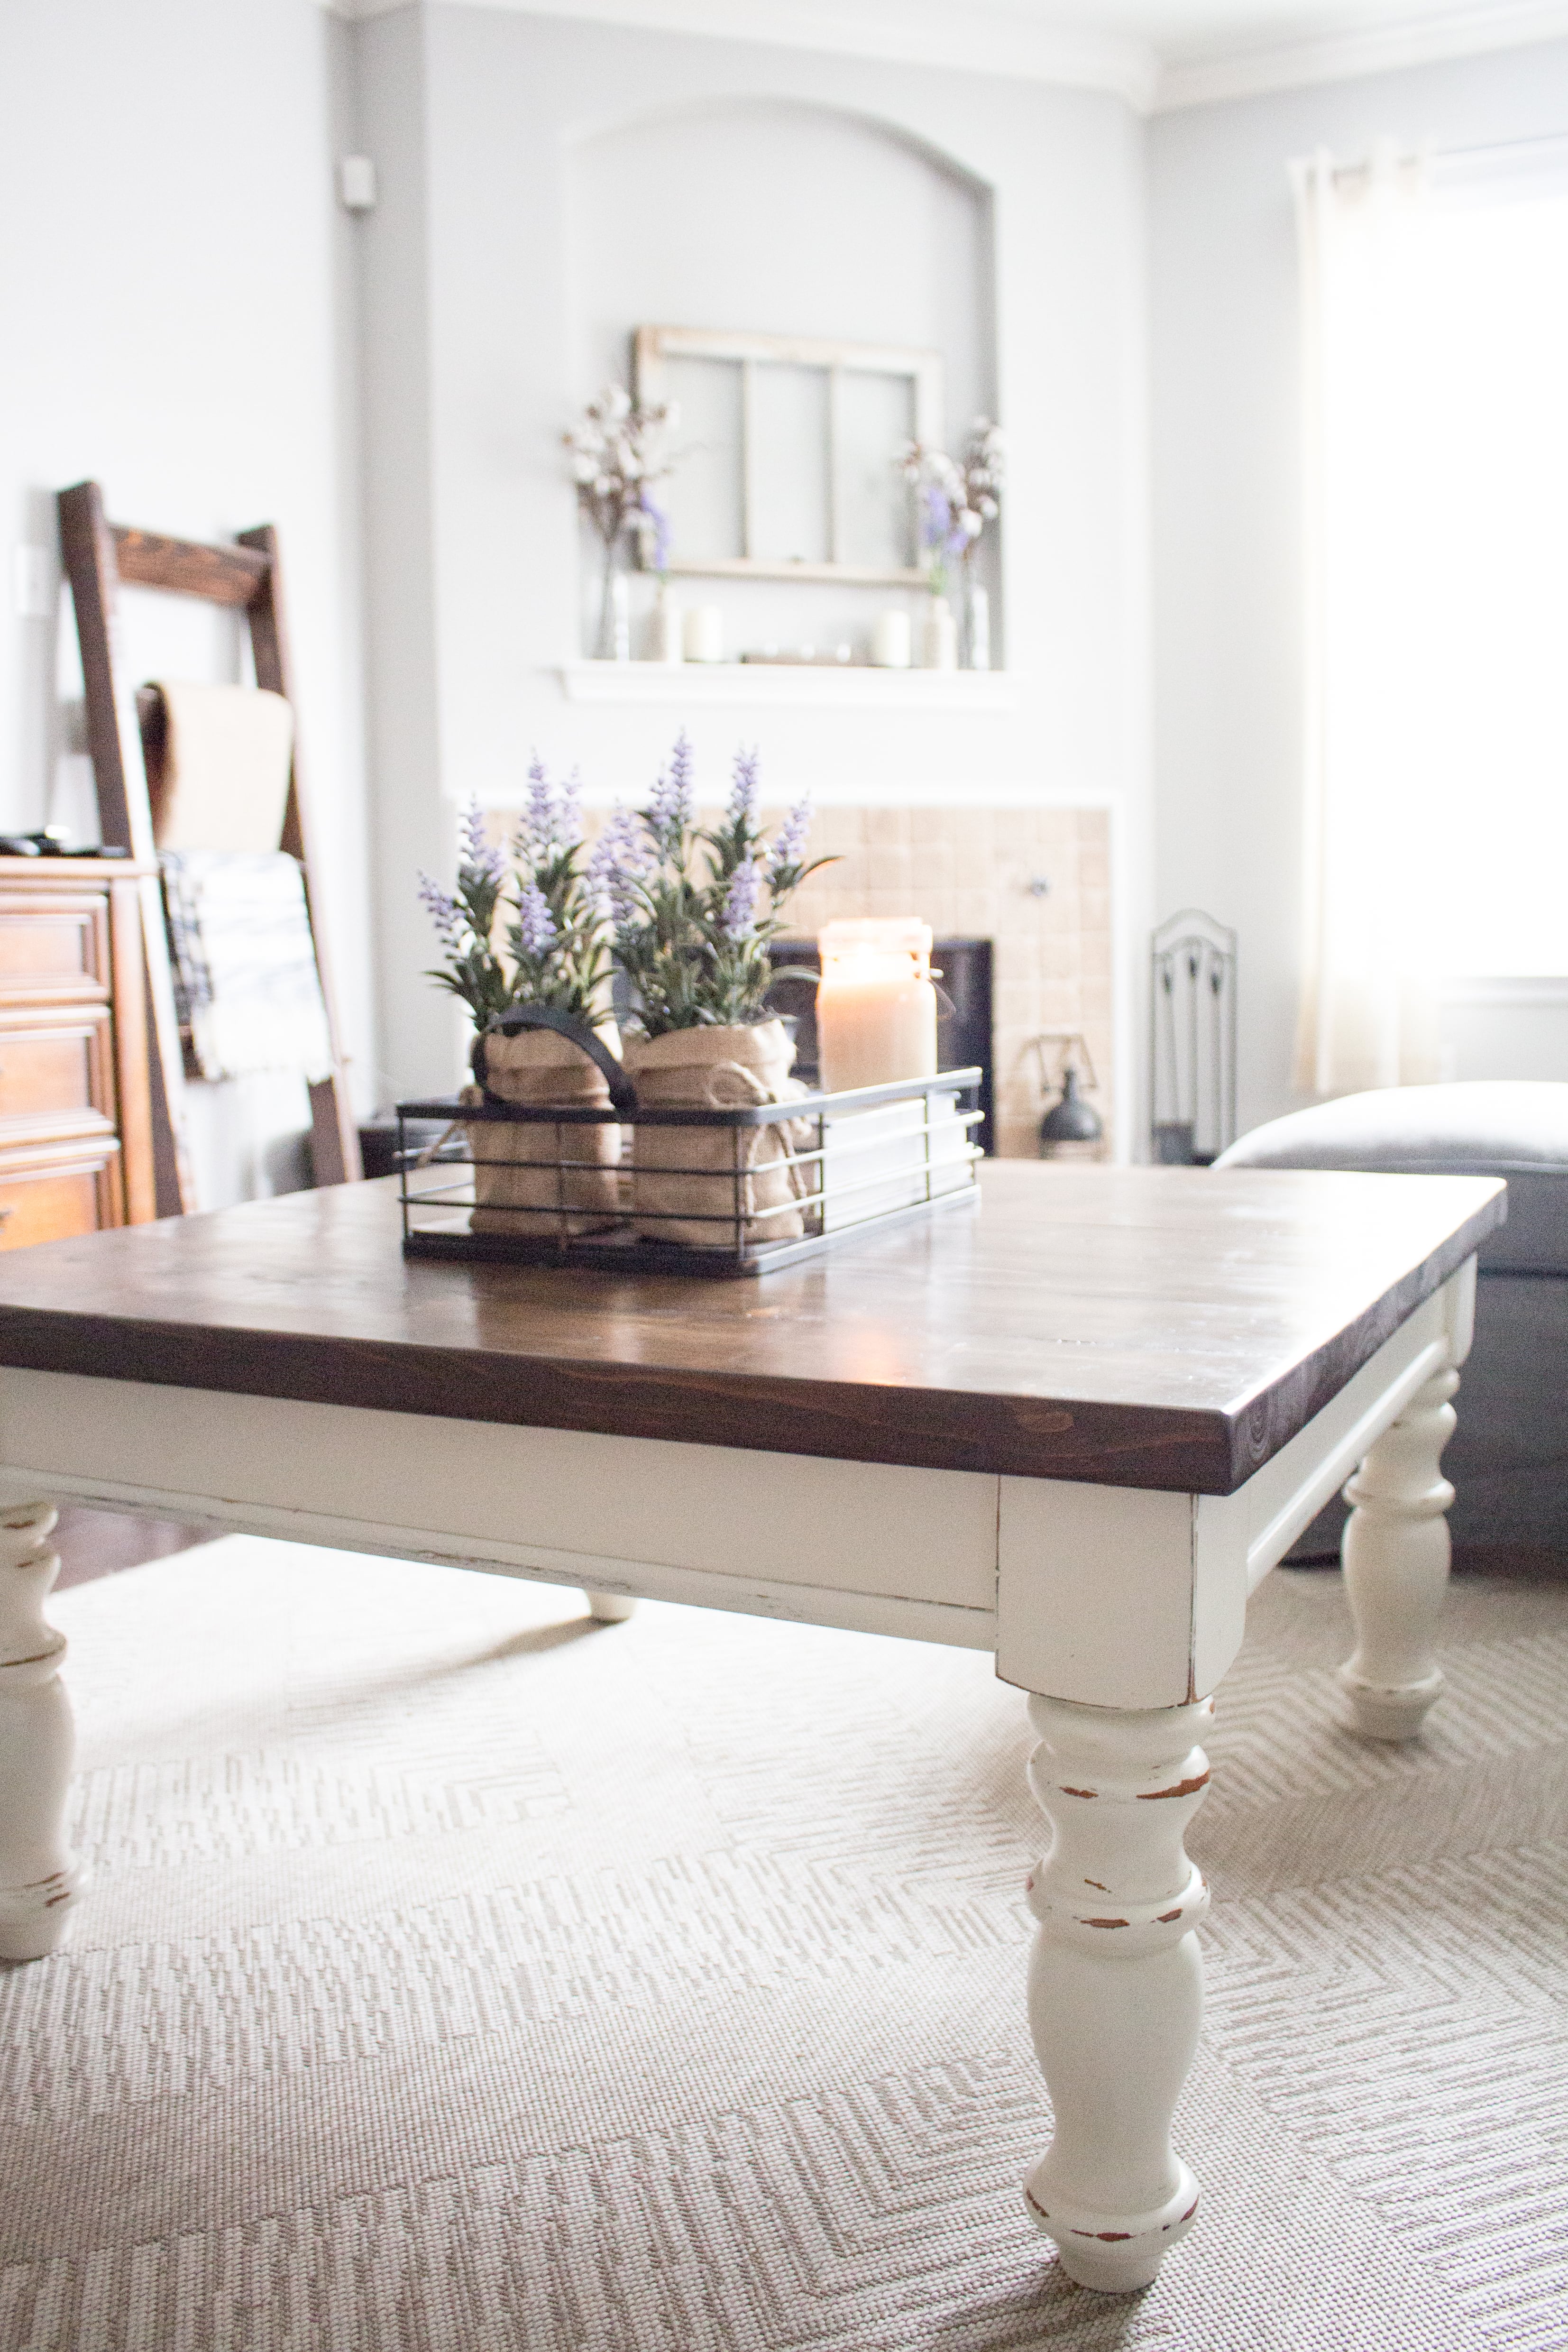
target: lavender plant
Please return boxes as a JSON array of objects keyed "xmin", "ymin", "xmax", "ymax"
[
  {"xmin": 601, "ymin": 735, "xmax": 832, "ymax": 1037},
  {"xmin": 504, "ymin": 759, "xmax": 613, "ymax": 1019},
  {"xmin": 418, "ymin": 766, "xmax": 612, "ymax": 1027},
  {"xmin": 417, "ymin": 804, "xmax": 513, "ymax": 1024}
]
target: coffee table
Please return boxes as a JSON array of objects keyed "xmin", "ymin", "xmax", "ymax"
[{"xmin": 0, "ymin": 1163, "xmax": 1503, "ymax": 2295}]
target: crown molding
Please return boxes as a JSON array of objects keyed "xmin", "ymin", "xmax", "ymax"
[
  {"xmin": 321, "ymin": 0, "xmax": 1568, "ymax": 116},
  {"xmin": 322, "ymin": 0, "xmax": 1160, "ymax": 110},
  {"xmin": 1154, "ymin": 0, "xmax": 1568, "ymax": 110}
]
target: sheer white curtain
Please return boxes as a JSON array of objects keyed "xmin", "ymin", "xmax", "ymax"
[{"xmin": 1292, "ymin": 140, "xmax": 1568, "ymax": 1097}]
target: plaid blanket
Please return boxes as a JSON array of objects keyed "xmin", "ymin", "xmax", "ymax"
[{"xmin": 160, "ymin": 851, "xmax": 333, "ymax": 1084}]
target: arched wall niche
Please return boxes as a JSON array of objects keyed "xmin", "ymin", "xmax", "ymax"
[{"xmin": 564, "ymin": 94, "xmax": 999, "ymax": 657}]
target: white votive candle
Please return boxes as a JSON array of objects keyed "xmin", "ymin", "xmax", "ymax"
[
  {"xmin": 816, "ymin": 918, "xmax": 939, "ymax": 1093},
  {"xmin": 683, "ymin": 605, "xmax": 724, "ymax": 663},
  {"xmin": 870, "ymin": 610, "xmax": 911, "ymax": 669}
]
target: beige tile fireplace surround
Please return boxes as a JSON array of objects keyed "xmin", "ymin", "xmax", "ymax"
[
  {"xmin": 783, "ymin": 806, "xmax": 1112, "ymax": 1161},
  {"xmin": 492, "ymin": 804, "xmax": 1113, "ymax": 1161}
]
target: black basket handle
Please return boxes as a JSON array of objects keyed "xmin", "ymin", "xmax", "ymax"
[{"xmin": 473, "ymin": 1006, "xmax": 638, "ymax": 1113}]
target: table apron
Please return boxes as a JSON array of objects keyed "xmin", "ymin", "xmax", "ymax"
[
  {"xmin": 0, "ymin": 1370, "xmax": 999, "ymax": 1651},
  {"xmin": 994, "ymin": 1269, "xmax": 1471, "ymax": 1709},
  {"xmin": 0, "ymin": 1262, "xmax": 1473, "ymax": 1700}
]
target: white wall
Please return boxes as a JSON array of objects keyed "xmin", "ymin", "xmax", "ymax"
[
  {"xmin": 12, "ymin": 1, "xmax": 1564, "ymax": 1184},
  {"xmin": 360, "ymin": 5, "xmax": 1152, "ymax": 1110},
  {"xmin": 0, "ymin": 0, "xmax": 376, "ymax": 1163},
  {"xmin": 1150, "ymin": 38, "xmax": 1568, "ymax": 1134},
  {"xmin": 568, "ymin": 97, "xmax": 998, "ymax": 659}
]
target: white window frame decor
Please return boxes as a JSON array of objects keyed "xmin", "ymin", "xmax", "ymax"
[{"xmin": 633, "ymin": 323, "xmax": 944, "ymax": 586}]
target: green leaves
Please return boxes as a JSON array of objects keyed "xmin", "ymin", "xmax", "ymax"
[
  {"xmin": 611, "ymin": 746, "xmax": 836, "ymax": 1036},
  {"xmin": 420, "ymin": 792, "xmax": 611, "ymax": 1027},
  {"xmin": 418, "ymin": 747, "xmax": 838, "ymax": 1039}
]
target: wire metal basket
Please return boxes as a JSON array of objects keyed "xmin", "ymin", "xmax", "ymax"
[{"xmin": 395, "ymin": 1067, "xmax": 983, "ymax": 1277}]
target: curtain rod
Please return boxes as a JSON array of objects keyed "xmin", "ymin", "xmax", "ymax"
[
  {"xmin": 1439, "ymin": 129, "xmax": 1568, "ymax": 163},
  {"xmin": 1328, "ymin": 129, "xmax": 1568, "ymax": 182}
]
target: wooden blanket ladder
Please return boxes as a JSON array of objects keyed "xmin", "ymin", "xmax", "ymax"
[{"xmin": 58, "ymin": 479, "xmax": 361, "ymax": 1213}]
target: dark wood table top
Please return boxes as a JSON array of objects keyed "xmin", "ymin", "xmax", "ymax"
[{"xmin": 0, "ymin": 1165, "xmax": 1503, "ymax": 1493}]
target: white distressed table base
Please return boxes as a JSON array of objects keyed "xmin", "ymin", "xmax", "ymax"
[
  {"xmin": 0, "ymin": 1502, "xmax": 85, "ymax": 1962},
  {"xmin": 1337, "ymin": 1366, "xmax": 1458, "ymax": 1742},
  {"xmin": 0, "ymin": 1261, "xmax": 1477, "ymax": 2304},
  {"xmin": 583, "ymin": 1590, "xmax": 638, "ymax": 1623},
  {"xmin": 1022, "ymin": 1693, "xmax": 1211, "ymax": 2292}
]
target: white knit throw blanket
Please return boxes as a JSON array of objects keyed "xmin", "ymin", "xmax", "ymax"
[{"xmin": 160, "ymin": 850, "xmax": 333, "ymax": 1084}]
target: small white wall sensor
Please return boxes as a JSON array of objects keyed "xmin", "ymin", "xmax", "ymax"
[{"xmin": 339, "ymin": 155, "xmax": 377, "ymax": 213}]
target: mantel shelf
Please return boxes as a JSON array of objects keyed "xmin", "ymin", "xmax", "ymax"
[{"xmin": 556, "ymin": 662, "xmax": 1019, "ymax": 711}]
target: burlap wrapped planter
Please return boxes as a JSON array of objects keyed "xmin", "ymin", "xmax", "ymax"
[
  {"xmin": 621, "ymin": 1019, "xmax": 812, "ymax": 1248},
  {"xmin": 465, "ymin": 1021, "xmax": 622, "ymax": 1237}
]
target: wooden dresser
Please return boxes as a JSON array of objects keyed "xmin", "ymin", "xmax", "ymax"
[{"xmin": 0, "ymin": 858, "xmax": 156, "ymax": 1247}]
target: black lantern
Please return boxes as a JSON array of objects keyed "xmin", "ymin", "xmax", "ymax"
[{"xmin": 1031, "ymin": 1031, "xmax": 1104, "ymax": 1156}]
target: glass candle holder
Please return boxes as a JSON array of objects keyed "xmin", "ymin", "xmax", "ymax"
[{"xmin": 816, "ymin": 918, "xmax": 939, "ymax": 1093}]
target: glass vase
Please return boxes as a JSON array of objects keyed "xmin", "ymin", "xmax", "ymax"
[
  {"xmin": 920, "ymin": 594, "xmax": 957, "ymax": 671},
  {"xmin": 595, "ymin": 545, "xmax": 631, "ymax": 662},
  {"xmin": 962, "ymin": 577, "xmax": 991, "ymax": 671}
]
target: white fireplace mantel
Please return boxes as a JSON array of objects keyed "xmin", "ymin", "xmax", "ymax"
[{"xmin": 556, "ymin": 662, "xmax": 1019, "ymax": 711}]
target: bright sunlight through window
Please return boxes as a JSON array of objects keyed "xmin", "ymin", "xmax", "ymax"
[{"xmin": 1320, "ymin": 156, "xmax": 1568, "ymax": 979}]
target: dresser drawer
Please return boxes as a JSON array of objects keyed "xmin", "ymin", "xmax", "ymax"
[
  {"xmin": 0, "ymin": 1008, "xmax": 116, "ymax": 1132},
  {"xmin": 0, "ymin": 891, "xmax": 111, "ymax": 1003},
  {"xmin": 0, "ymin": 1139, "xmax": 122, "ymax": 1250}
]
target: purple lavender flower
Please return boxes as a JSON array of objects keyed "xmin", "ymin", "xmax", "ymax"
[
  {"xmin": 459, "ymin": 800, "xmax": 504, "ymax": 883},
  {"xmin": 587, "ymin": 806, "xmax": 648, "ymax": 926},
  {"xmin": 721, "ymin": 858, "xmax": 760, "ymax": 942},
  {"xmin": 726, "ymin": 747, "xmax": 760, "ymax": 830},
  {"xmin": 637, "ymin": 493, "xmax": 671, "ymax": 573},
  {"xmin": 523, "ymin": 756, "xmax": 556, "ymax": 854},
  {"xmin": 558, "ymin": 767, "xmax": 583, "ymax": 850},
  {"xmin": 766, "ymin": 796, "xmax": 812, "ymax": 884},
  {"xmin": 418, "ymin": 871, "xmax": 463, "ymax": 943},
  {"xmin": 516, "ymin": 882, "xmax": 558, "ymax": 957},
  {"xmin": 919, "ymin": 483, "xmax": 971, "ymax": 562},
  {"xmin": 647, "ymin": 730, "xmax": 694, "ymax": 842}
]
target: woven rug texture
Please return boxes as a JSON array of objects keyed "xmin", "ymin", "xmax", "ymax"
[{"xmin": 1, "ymin": 1541, "xmax": 1565, "ymax": 2352}]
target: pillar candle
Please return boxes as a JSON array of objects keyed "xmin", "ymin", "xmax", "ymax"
[
  {"xmin": 816, "ymin": 918, "xmax": 939, "ymax": 1093},
  {"xmin": 683, "ymin": 605, "xmax": 724, "ymax": 663},
  {"xmin": 870, "ymin": 610, "xmax": 911, "ymax": 669}
]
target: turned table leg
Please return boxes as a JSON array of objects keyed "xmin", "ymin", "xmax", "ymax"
[
  {"xmin": 1337, "ymin": 1364, "xmax": 1458, "ymax": 1741},
  {"xmin": 1022, "ymin": 1691, "xmax": 1212, "ymax": 2295},
  {"xmin": 582, "ymin": 1590, "xmax": 637, "ymax": 1623},
  {"xmin": 0, "ymin": 1501, "xmax": 84, "ymax": 1961}
]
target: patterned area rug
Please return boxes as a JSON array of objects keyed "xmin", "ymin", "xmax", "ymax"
[{"xmin": 2, "ymin": 1543, "xmax": 1565, "ymax": 2351}]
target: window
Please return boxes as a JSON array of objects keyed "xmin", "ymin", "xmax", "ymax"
[{"xmin": 1294, "ymin": 142, "xmax": 1568, "ymax": 1090}]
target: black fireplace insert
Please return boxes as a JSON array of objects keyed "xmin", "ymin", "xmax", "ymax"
[{"xmin": 766, "ymin": 938, "xmax": 995, "ymax": 1156}]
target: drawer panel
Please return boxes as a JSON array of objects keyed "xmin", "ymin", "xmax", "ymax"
[
  {"xmin": 0, "ymin": 893, "xmax": 111, "ymax": 1001},
  {"xmin": 0, "ymin": 1009, "xmax": 115, "ymax": 1129},
  {"xmin": 0, "ymin": 1142, "xmax": 121, "ymax": 1250}
]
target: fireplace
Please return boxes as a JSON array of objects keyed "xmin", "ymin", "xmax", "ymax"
[
  {"xmin": 768, "ymin": 938, "xmax": 995, "ymax": 1155},
  {"xmin": 540, "ymin": 800, "xmax": 1110, "ymax": 1163}
]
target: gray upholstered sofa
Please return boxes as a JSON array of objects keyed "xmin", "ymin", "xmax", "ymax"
[{"xmin": 1215, "ymin": 1082, "xmax": 1568, "ymax": 1566}]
